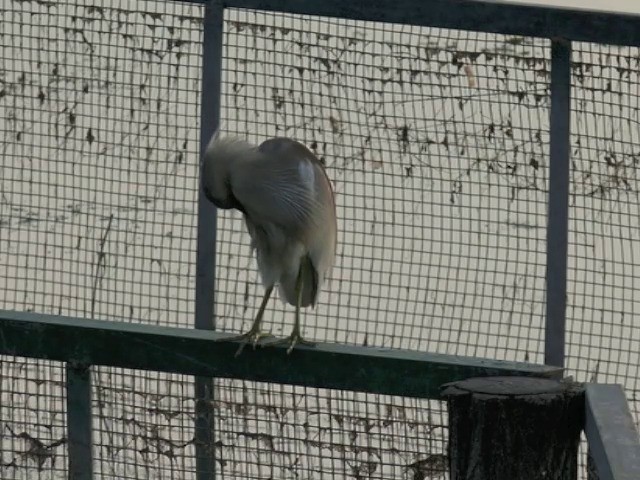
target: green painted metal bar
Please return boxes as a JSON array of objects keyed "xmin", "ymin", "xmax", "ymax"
[
  {"xmin": 585, "ymin": 384, "xmax": 640, "ymax": 480},
  {"xmin": 66, "ymin": 364, "xmax": 93, "ymax": 480},
  {"xmin": 195, "ymin": 1, "xmax": 224, "ymax": 479},
  {"xmin": 545, "ymin": 39, "xmax": 572, "ymax": 368},
  {"xmin": 177, "ymin": 0, "xmax": 640, "ymax": 49},
  {"xmin": 0, "ymin": 310, "xmax": 562, "ymax": 399},
  {"xmin": 224, "ymin": 0, "xmax": 640, "ymax": 48}
]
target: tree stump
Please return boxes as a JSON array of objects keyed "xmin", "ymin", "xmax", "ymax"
[{"xmin": 442, "ymin": 376, "xmax": 584, "ymax": 480}]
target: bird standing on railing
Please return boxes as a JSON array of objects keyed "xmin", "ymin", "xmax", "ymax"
[{"xmin": 201, "ymin": 133, "xmax": 337, "ymax": 354}]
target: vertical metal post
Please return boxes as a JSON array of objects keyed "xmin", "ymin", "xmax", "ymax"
[
  {"xmin": 545, "ymin": 39, "xmax": 572, "ymax": 367},
  {"xmin": 585, "ymin": 384, "xmax": 640, "ymax": 480},
  {"xmin": 66, "ymin": 364, "xmax": 93, "ymax": 480},
  {"xmin": 195, "ymin": 1, "xmax": 224, "ymax": 479}
]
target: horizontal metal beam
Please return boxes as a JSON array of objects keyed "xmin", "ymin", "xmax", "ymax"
[
  {"xmin": 0, "ymin": 310, "xmax": 561, "ymax": 399},
  {"xmin": 121, "ymin": 0, "xmax": 640, "ymax": 47},
  {"xmin": 585, "ymin": 384, "xmax": 640, "ymax": 480},
  {"xmin": 225, "ymin": 0, "xmax": 640, "ymax": 47}
]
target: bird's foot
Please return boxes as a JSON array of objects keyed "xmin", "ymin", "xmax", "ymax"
[
  {"xmin": 265, "ymin": 331, "xmax": 315, "ymax": 354},
  {"xmin": 227, "ymin": 329, "xmax": 275, "ymax": 357}
]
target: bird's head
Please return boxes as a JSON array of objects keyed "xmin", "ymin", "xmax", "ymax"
[{"xmin": 201, "ymin": 132, "xmax": 253, "ymax": 211}]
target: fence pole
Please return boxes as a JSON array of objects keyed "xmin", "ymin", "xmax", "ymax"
[
  {"xmin": 66, "ymin": 364, "xmax": 93, "ymax": 480},
  {"xmin": 545, "ymin": 38, "xmax": 572, "ymax": 368},
  {"xmin": 584, "ymin": 384, "xmax": 640, "ymax": 480},
  {"xmin": 195, "ymin": 1, "xmax": 224, "ymax": 479}
]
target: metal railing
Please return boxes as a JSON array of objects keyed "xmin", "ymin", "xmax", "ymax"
[{"xmin": 585, "ymin": 384, "xmax": 640, "ymax": 480}]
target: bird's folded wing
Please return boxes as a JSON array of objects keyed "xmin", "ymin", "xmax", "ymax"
[{"xmin": 230, "ymin": 155, "xmax": 327, "ymax": 236}]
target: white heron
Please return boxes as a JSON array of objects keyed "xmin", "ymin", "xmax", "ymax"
[{"xmin": 201, "ymin": 133, "xmax": 337, "ymax": 354}]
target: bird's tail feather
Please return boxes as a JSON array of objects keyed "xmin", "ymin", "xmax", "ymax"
[{"xmin": 279, "ymin": 255, "xmax": 318, "ymax": 308}]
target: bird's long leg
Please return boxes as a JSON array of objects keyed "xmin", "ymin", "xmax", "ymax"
[
  {"xmin": 229, "ymin": 285, "xmax": 274, "ymax": 356},
  {"xmin": 286, "ymin": 262, "xmax": 313, "ymax": 353},
  {"xmin": 266, "ymin": 261, "xmax": 315, "ymax": 353}
]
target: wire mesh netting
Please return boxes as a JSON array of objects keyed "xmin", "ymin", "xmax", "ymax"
[
  {"xmin": 213, "ymin": 9, "xmax": 550, "ymax": 479},
  {"xmin": 0, "ymin": 357, "xmax": 67, "ymax": 478},
  {"xmin": 0, "ymin": 0, "xmax": 638, "ymax": 479},
  {"xmin": 567, "ymin": 42, "xmax": 640, "ymax": 421},
  {"xmin": 1, "ymin": 0, "xmax": 203, "ymax": 477},
  {"xmin": 218, "ymin": 9, "xmax": 551, "ymax": 359}
]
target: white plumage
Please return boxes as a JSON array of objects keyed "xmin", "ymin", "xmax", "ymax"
[{"xmin": 201, "ymin": 133, "xmax": 337, "ymax": 353}]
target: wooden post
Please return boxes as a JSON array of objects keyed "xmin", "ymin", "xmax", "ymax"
[{"xmin": 442, "ymin": 377, "xmax": 584, "ymax": 480}]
